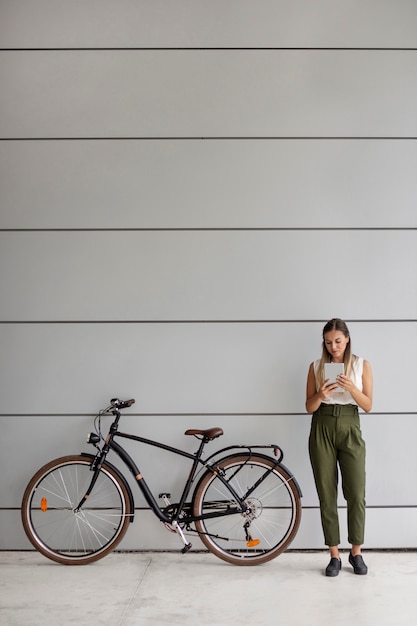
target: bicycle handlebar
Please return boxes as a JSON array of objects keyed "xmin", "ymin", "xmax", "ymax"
[{"xmin": 110, "ymin": 398, "xmax": 136, "ymax": 410}]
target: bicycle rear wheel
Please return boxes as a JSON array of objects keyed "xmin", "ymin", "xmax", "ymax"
[
  {"xmin": 21, "ymin": 455, "xmax": 132, "ymax": 565},
  {"xmin": 193, "ymin": 454, "xmax": 301, "ymax": 565}
]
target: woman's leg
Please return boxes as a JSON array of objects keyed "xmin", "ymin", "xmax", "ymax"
[
  {"xmin": 338, "ymin": 417, "xmax": 368, "ymax": 574},
  {"xmin": 338, "ymin": 422, "xmax": 366, "ymax": 546},
  {"xmin": 309, "ymin": 415, "xmax": 340, "ymax": 547}
]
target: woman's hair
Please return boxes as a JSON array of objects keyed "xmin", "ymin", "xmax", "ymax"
[{"xmin": 316, "ymin": 318, "xmax": 356, "ymax": 387}]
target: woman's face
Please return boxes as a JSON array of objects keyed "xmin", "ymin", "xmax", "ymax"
[{"xmin": 324, "ymin": 330, "xmax": 350, "ymax": 362}]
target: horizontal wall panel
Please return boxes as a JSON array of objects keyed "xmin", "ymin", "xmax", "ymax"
[
  {"xmin": 117, "ymin": 507, "xmax": 417, "ymax": 551},
  {"xmin": 1, "ymin": 0, "xmax": 417, "ymax": 49},
  {"xmin": 5, "ymin": 507, "xmax": 417, "ymax": 551},
  {"xmin": 3, "ymin": 414, "xmax": 415, "ymax": 508},
  {"xmin": 1, "ymin": 231, "xmax": 416, "ymax": 320},
  {"xmin": 1, "ymin": 139, "xmax": 416, "ymax": 229},
  {"xmin": 3, "ymin": 411, "xmax": 417, "ymax": 550},
  {"xmin": 0, "ymin": 322, "xmax": 414, "ymax": 414},
  {"xmin": 7, "ymin": 507, "xmax": 417, "ymax": 551},
  {"xmin": 1, "ymin": 51, "xmax": 417, "ymax": 138}
]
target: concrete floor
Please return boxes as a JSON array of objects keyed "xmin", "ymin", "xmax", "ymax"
[{"xmin": 1, "ymin": 550, "xmax": 417, "ymax": 625}]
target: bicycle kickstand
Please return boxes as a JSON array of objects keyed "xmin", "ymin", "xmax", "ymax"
[{"xmin": 171, "ymin": 520, "xmax": 192, "ymax": 554}]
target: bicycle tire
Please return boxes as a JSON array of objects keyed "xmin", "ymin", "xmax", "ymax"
[
  {"xmin": 193, "ymin": 454, "xmax": 301, "ymax": 566},
  {"xmin": 21, "ymin": 455, "xmax": 132, "ymax": 565}
]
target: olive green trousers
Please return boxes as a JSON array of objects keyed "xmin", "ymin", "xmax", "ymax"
[{"xmin": 308, "ymin": 403, "xmax": 366, "ymax": 547}]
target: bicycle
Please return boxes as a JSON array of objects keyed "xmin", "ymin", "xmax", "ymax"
[{"xmin": 21, "ymin": 398, "xmax": 302, "ymax": 566}]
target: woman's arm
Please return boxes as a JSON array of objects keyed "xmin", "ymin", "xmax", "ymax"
[
  {"xmin": 305, "ymin": 362, "xmax": 338, "ymax": 414},
  {"xmin": 336, "ymin": 359, "xmax": 373, "ymax": 412}
]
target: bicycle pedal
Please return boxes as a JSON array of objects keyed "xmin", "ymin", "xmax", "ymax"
[
  {"xmin": 163, "ymin": 522, "xmax": 177, "ymax": 534},
  {"xmin": 159, "ymin": 493, "xmax": 172, "ymax": 507}
]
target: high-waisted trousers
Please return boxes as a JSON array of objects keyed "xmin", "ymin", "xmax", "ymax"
[{"xmin": 308, "ymin": 403, "xmax": 366, "ymax": 547}]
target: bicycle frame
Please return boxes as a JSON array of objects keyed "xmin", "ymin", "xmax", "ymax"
[{"xmin": 81, "ymin": 410, "xmax": 287, "ymax": 530}]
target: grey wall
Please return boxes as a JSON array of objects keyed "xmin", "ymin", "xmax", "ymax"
[{"xmin": 1, "ymin": 0, "xmax": 416, "ymax": 552}]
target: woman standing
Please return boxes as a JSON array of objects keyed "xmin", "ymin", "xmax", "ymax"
[{"xmin": 306, "ymin": 318, "xmax": 373, "ymax": 577}]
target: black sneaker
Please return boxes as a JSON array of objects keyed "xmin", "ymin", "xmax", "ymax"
[
  {"xmin": 325, "ymin": 557, "xmax": 342, "ymax": 577},
  {"xmin": 349, "ymin": 552, "xmax": 368, "ymax": 575}
]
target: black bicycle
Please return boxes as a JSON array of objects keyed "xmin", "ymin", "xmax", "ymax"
[{"xmin": 22, "ymin": 398, "xmax": 302, "ymax": 566}]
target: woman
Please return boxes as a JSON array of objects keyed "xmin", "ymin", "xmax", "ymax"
[{"xmin": 306, "ymin": 318, "xmax": 373, "ymax": 577}]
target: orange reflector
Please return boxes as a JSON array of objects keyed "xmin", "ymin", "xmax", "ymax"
[
  {"xmin": 40, "ymin": 497, "xmax": 48, "ymax": 512},
  {"xmin": 246, "ymin": 539, "xmax": 260, "ymax": 547}
]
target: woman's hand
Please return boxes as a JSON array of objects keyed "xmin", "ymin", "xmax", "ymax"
[
  {"xmin": 319, "ymin": 379, "xmax": 338, "ymax": 400},
  {"xmin": 336, "ymin": 362, "xmax": 373, "ymax": 412},
  {"xmin": 336, "ymin": 374, "xmax": 354, "ymax": 393}
]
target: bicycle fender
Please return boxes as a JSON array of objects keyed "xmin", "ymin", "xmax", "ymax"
[
  {"xmin": 277, "ymin": 462, "xmax": 303, "ymax": 498},
  {"xmin": 80, "ymin": 453, "xmax": 135, "ymax": 522}
]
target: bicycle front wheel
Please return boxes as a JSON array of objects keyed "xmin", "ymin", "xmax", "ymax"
[
  {"xmin": 21, "ymin": 455, "xmax": 132, "ymax": 565},
  {"xmin": 193, "ymin": 454, "xmax": 301, "ymax": 565}
]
